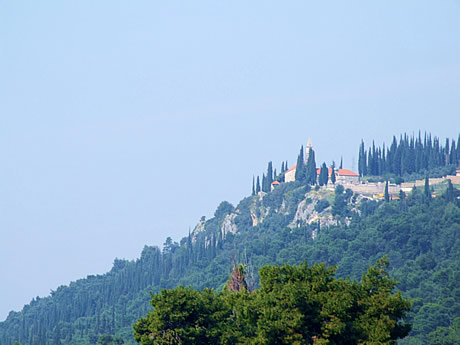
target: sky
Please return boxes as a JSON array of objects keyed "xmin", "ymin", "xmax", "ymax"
[{"xmin": 1, "ymin": 1, "xmax": 460, "ymax": 321}]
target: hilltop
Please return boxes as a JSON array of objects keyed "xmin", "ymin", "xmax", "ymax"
[{"xmin": 1, "ymin": 133, "xmax": 459, "ymax": 345}]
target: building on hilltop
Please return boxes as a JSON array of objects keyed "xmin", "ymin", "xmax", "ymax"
[
  {"xmin": 284, "ymin": 138, "xmax": 359, "ymax": 184},
  {"xmin": 271, "ymin": 180, "xmax": 281, "ymax": 191},
  {"xmin": 285, "ymin": 164, "xmax": 297, "ymax": 183},
  {"xmin": 315, "ymin": 168, "xmax": 360, "ymax": 184}
]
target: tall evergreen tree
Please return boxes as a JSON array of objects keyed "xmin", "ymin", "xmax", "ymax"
[
  {"xmin": 256, "ymin": 176, "xmax": 261, "ymax": 193},
  {"xmin": 358, "ymin": 140, "xmax": 365, "ymax": 177},
  {"xmin": 252, "ymin": 176, "xmax": 255, "ymax": 196},
  {"xmin": 305, "ymin": 148, "xmax": 317, "ymax": 185},
  {"xmin": 330, "ymin": 167, "xmax": 336, "ymax": 184},
  {"xmin": 262, "ymin": 173, "xmax": 267, "ymax": 193},
  {"xmin": 384, "ymin": 180, "xmax": 389, "ymax": 202},
  {"xmin": 266, "ymin": 162, "xmax": 273, "ymax": 189},
  {"xmin": 339, "ymin": 156, "xmax": 343, "ymax": 169},
  {"xmin": 295, "ymin": 146, "xmax": 306, "ymax": 182},
  {"xmin": 319, "ymin": 162, "xmax": 328, "ymax": 186},
  {"xmin": 450, "ymin": 140, "xmax": 457, "ymax": 166},
  {"xmin": 424, "ymin": 176, "xmax": 431, "ymax": 201},
  {"xmin": 457, "ymin": 134, "xmax": 460, "ymax": 165},
  {"xmin": 446, "ymin": 179, "xmax": 454, "ymax": 203}
]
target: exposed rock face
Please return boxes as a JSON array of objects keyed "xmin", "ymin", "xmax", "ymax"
[
  {"xmin": 289, "ymin": 194, "xmax": 337, "ymax": 232},
  {"xmin": 221, "ymin": 213, "xmax": 238, "ymax": 238},
  {"xmin": 191, "ymin": 219, "xmax": 206, "ymax": 243},
  {"xmin": 250, "ymin": 212, "xmax": 258, "ymax": 226},
  {"xmin": 290, "ymin": 196, "xmax": 319, "ymax": 228}
]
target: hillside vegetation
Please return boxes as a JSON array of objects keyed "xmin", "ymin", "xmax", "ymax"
[{"xmin": 1, "ymin": 134, "xmax": 459, "ymax": 345}]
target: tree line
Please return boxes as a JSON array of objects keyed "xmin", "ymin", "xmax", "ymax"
[{"xmin": 358, "ymin": 132, "xmax": 460, "ymax": 178}]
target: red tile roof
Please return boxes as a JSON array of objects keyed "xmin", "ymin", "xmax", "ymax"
[
  {"xmin": 286, "ymin": 164, "xmax": 297, "ymax": 172},
  {"xmin": 337, "ymin": 169, "xmax": 359, "ymax": 177},
  {"xmin": 316, "ymin": 168, "xmax": 359, "ymax": 177},
  {"xmin": 271, "ymin": 181, "xmax": 281, "ymax": 185}
]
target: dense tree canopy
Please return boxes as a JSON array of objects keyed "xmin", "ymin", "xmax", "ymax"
[{"xmin": 133, "ymin": 258, "xmax": 411, "ymax": 345}]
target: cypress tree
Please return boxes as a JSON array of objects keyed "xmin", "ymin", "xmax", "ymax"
[
  {"xmin": 339, "ymin": 156, "xmax": 343, "ymax": 170},
  {"xmin": 330, "ymin": 167, "xmax": 336, "ymax": 184},
  {"xmin": 266, "ymin": 162, "xmax": 273, "ymax": 188},
  {"xmin": 424, "ymin": 176, "xmax": 431, "ymax": 201},
  {"xmin": 368, "ymin": 150, "xmax": 373, "ymax": 175},
  {"xmin": 399, "ymin": 189, "xmax": 407, "ymax": 211},
  {"xmin": 358, "ymin": 140, "xmax": 365, "ymax": 177},
  {"xmin": 252, "ymin": 176, "xmax": 255, "ymax": 196},
  {"xmin": 305, "ymin": 148, "xmax": 317, "ymax": 185},
  {"xmin": 457, "ymin": 134, "xmax": 460, "ymax": 166},
  {"xmin": 319, "ymin": 162, "xmax": 328, "ymax": 186},
  {"xmin": 295, "ymin": 146, "xmax": 305, "ymax": 182},
  {"xmin": 256, "ymin": 176, "xmax": 261, "ymax": 193},
  {"xmin": 262, "ymin": 173, "xmax": 267, "ymax": 193},
  {"xmin": 384, "ymin": 180, "xmax": 389, "ymax": 202},
  {"xmin": 446, "ymin": 179, "xmax": 454, "ymax": 202},
  {"xmin": 445, "ymin": 138, "xmax": 450, "ymax": 166},
  {"xmin": 450, "ymin": 140, "xmax": 457, "ymax": 166}
]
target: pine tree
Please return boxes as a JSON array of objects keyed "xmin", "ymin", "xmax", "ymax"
[{"xmin": 295, "ymin": 146, "xmax": 306, "ymax": 182}]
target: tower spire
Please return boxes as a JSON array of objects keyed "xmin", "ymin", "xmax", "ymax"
[{"xmin": 305, "ymin": 137, "xmax": 313, "ymax": 163}]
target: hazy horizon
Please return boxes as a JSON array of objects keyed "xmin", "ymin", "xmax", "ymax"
[{"xmin": 1, "ymin": 1, "xmax": 460, "ymax": 321}]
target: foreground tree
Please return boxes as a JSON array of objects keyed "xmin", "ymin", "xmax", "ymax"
[{"xmin": 133, "ymin": 258, "xmax": 411, "ymax": 345}]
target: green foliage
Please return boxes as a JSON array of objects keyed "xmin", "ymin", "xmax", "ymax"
[
  {"xmin": 359, "ymin": 132, "xmax": 459, "ymax": 179},
  {"xmin": 133, "ymin": 286, "xmax": 227, "ymax": 345},
  {"xmin": 0, "ymin": 169, "xmax": 458, "ymax": 345},
  {"xmin": 214, "ymin": 201, "xmax": 234, "ymax": 218},
  {"xmin": 295, "ymin": 146, "xmax": 305, "ymax": 182},
  {"xmin": 97, "ymin": 334, "xmax": 124, "ymax": 345},
  {"xmin": 319, "ymin": 162, "xmax": 328, "ymax": 186},
  {"xmin": 330, "ymin": 167, "xmax": 336, "ymax": 184},
  {"xmin": 314, "ymin": 199, "xmax": 330, "ymax": 213},
  {"xmin": 305, "ymin": 148, "xmax": 317, "ymax": 185},
  {"xmin": 427, "ymin": 317, "xmax": 460, "ymax": 345},
  {"xmin": 385, "ymin": 180, "xmax": 390, "ymax": 202},
  {"xmin": 134, "ymin": 259, "xmax": 411, "ymax": 345}
]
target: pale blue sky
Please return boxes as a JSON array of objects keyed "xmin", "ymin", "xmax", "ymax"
[{"xmin": 1, "ymin": 1, "xmax": 460, "ymax": 320}]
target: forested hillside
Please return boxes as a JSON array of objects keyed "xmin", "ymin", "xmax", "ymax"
[
  {"xmin": 358, "ymin": 132, "xmax": 459, "ymax": 180},
  {"xmin": 1, "ymin": 135, "xmax": 459, "ymax": 345}
]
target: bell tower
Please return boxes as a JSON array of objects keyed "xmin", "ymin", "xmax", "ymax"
[{"xmin": 305, "ymin": 137, "xmax": 313, "ymax": 163}]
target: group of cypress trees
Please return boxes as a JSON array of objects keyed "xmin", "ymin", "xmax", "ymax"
[
  {"xmin": 252, "ymin": 145, "xmax": 320, "ymax": 195},
  {"xmin": 358, "ymin": 132, "xmax": 460, "ymax": 177},
  {"xmin": 252, "ymin": 160, "xmax": 289, "ymax": 195},
  {"xmin": 252, "ymin": 143, "xmax": 347, "ymax": 195},
  {"xmin": 294, "ymin": 145, "xmax": 317, "ymax": 185}
]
